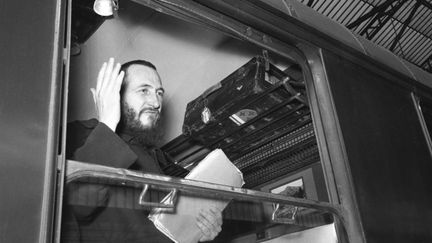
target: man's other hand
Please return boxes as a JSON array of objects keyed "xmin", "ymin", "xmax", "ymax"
[
  {"xmin": 196, "ymin": 207, "xmax": 223, "ymax": 242},
  {"xmin": 90, "ymin": 58, "xmax": 125, "ymax": 132}
]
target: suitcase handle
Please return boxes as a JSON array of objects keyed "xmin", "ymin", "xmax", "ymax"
[
  {"xmin": 202, "ymin": 82, "xmax": 222, "ymax": 98},
  {"xmin": 138, "ymin": 184, "xmax": 178, "ymax": 209}
]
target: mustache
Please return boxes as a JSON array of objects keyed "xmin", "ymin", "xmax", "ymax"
[{"xmin": 139, "ymin": 108, "xmax": 160, "ymax": 115}]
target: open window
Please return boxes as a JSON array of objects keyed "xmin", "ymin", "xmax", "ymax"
[{"xmin": 62, "ymin": 0, "xmax": 345, "ymax": 242}]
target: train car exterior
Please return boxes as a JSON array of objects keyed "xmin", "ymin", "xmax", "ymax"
[
  {"xmin": 1, "ymin": 0, "xmax": 431, "ymax": 242},
  {"xmin": 0, "ymin": 0, "xmax": 67, "ymax": 242}
]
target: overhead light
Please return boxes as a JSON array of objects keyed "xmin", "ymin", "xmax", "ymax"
[{"xmin": 93, "ymin": 0, "xmax": 118, "ymax": 17}]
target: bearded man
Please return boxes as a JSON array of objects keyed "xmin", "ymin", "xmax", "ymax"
[{"xmin": 62, "ymin": 58, "xmax": 222, "ymax": 243}]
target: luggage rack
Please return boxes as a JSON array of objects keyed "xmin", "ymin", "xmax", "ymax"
[{"xmin": 163, "ymin": 56, "xmax": 316, "ymax": 188}]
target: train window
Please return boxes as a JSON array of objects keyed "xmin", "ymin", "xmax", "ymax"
[
  {"xmin": 64, "ymin": 161, "xmax": 339, "ymax": 242},
  {"xmin": 62, "ymin": 0, "xmax": 340, "ymax": 242}
]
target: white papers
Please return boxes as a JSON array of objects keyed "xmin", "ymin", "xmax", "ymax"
[{"xmin": 149, "ymin": 149, "xmax": 244, "ymax": 243}]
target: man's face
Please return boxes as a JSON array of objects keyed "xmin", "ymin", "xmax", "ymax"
[{"xmin": 121, "ymin": 65, "xmax": 164, "ymax": 131}]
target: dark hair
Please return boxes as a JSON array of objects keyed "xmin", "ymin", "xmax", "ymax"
[
  {"xmin": 120, "ymin": 59, "xmax": 157, "ymax": 73},
  {"xmin": 120, "ymin": 59, "xmax": 158, "ymax": 93}
]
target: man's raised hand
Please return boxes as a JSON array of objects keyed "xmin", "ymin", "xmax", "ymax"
[{"xmin": 90, "ymin": 58, "xmax": 125, "ymax": 132}]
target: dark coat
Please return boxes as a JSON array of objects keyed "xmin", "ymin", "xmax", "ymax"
[{"xmin": 61, "ymin": 119, "xmax": 188, "ymax": 243}]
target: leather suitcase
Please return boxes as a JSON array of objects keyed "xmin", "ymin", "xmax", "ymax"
[{"xmin": 182, "ymin": 55, "xmax": 307, "ymax": 149}]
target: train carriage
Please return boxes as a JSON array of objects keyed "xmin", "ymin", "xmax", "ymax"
[{"xmin": 1, "ymin": 0, "xmax": 432, "ymax": 242}]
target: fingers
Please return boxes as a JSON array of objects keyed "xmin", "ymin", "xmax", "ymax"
[
  {"xmin": 115, "ymin": 71, "xmax": 125, "ymax": 90},
  {"xmin": 96, "ymin": 62, "xmax": 107, "ymax": 92},
  {"xmin": 95, "ymin": 58, "xmax": 123, "ymax": 93},
  {"xmin": 90, "ymin": 57, "xmax": 123, "ymax": 131},
  {"xmin": 101, "ymin": 58, "xmax": 114, "ymax": 90},
  {"xmin": 196, "ymin": 221, "xmax": 218, "ymax": 242},
  {"xmin": 90, "ymin": 88, "xmax": 96, "ymax": 102},
  {"xmin": 106, "ymin": 63, "xmax": 122, "ymax": 93},
  {"xmin": 109, "ymin": 63, "xmax": 121, "ymax": 88},
  {"xmin": 93, "ymin": 58, "xmax": 123, "ymax": 96},
  {"xmin": 209, "ymin": 207, "xmax": 223, "ymax": 226},
  {"xmin": 196, "ymin": 208, "xmax": 222, "ymax": 242},
  {"xmin": 198, "ymin": 208, "xmax": 221, "ymax": 230},
  {"xmin": 90, "ymin": 88, "xmax": 98, "ymax": 113},
  {"xmin": 196, "ymin": 220, "xmax": 212, "ymax": 239}
]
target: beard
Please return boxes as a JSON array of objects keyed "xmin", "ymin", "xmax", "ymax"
[{"xmin": 117, "ymin": 101, "xmax": 163, "ymax": 147}]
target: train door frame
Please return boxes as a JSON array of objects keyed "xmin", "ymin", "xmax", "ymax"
[
  {"xmin": 0, "ymin": 0, "xmax": 68, "ymax": 242},
  {"xmin": 412, "ymin": 93, "xmax": 432, "ymax": 156}
]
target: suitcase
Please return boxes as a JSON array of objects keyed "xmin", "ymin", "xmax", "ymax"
[{"xmin": 182, "ymin": 55, "xmax": 308, "ymax": 151}]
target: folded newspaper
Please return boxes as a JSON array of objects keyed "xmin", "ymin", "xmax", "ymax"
[{"xmin": 149, "ymin": 149, "xmax": 244, "ymax": 243}]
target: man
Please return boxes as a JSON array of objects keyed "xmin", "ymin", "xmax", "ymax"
[{"xmin": 62, "ymin": 58, "xmax": 222, "ymax": 242}]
